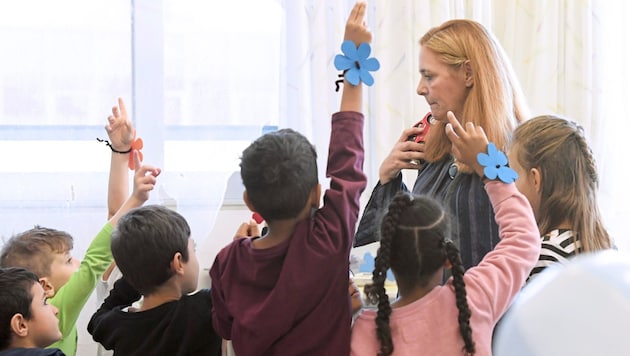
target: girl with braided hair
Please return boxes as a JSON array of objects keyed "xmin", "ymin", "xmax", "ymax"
[
  {"xmin": 350, "ymin": 111, "xmax": 540, "ymax": 355},
  {"xmin": 507, "ymin": 115, "xmax": 614, "ymax": 280}
]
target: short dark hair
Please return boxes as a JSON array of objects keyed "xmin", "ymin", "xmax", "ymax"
[
  {"xmin": 111, "ymin": 205, "xmax": 191, "ymax": 295},
  {"xmin": 0, "ymin": 267, "xmax": 39, "ymax": 350},
  {"xmin": 240, "ymin": 128, "xmax": 318, "ymax": 221},
  {"xmin": 0, "ymin": 227, "xmax": 73, "ymax": 279}
]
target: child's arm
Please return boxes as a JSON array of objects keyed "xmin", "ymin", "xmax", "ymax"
[
  {"xmin": 101, "ymin": 97, "xmax": 134, "ymax": 294},
  {"xmin": 88, "ymin": 278, "xmax": 142, "ymax": 349},
  {"xmin": 106, "ymin": 97, "xmax": 134, "ymax": 220},
  {"xmin": 445, "ymin": 111, "xmax": 540, "ymax": 320},
  {"xmin": 50, "ymin": 153, "xmax": 160, "ymax": 352},
  {"xmin": 313, "ymin": 1, "xmax": 370, "ymax": 252}
]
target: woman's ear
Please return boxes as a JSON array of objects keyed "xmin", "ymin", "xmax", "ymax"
[
  {"xmin": 39, "ymin": 278, "xmax": 55, "ymax": 298},
  {"xmin": 463, "ymin": 60, "xmax": 473, "ymax": 88}
]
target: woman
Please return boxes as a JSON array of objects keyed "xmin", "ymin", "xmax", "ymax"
[{"xmin": 355, "ymin": 19, "xmax": 529, "ymax": 269}]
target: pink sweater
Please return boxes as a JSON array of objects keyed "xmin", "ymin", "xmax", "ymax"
[{"xmin": 350, "ymin": 182, "xmax": 540, "ymax": 356}]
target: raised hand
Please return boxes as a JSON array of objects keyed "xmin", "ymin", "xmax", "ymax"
[
  {"xmin": 131, "ymin": 151, "xmax": 161, "ymax": 203},
  {"xmin": 444, "ymin": 111, "xmax": 489, "ymax": 178},
  {"xmin": 344, "ymin": 1, "xmax": 371, "ymax": 46},
  {"xmin": 233, "ymin": 220, "xmax": 261, "ymax": 241},
  {"xmin": 106, "ymin": 97, "xmax": 135, "ymax": 152}
]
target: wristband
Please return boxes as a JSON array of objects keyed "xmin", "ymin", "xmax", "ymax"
[
  {"xmin": 477, "ymin": 143, "xmax": 518, "ymax": 183},
  {"xmin": 334, "ymin": 40, "xmax": 380, "ymax": 90},
  {"xmin": 97, "ymin": 136, "xmax": 144, "ymax": 170},
  {"xmin": 97, "ymin": 138, "xmax": 132, "ymax": 154}
]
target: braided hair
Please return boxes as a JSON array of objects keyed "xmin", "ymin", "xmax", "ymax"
[
  {"xmin": 364, "ymin": 192, "xmax": 475, "ymax": 355},
  {"xmin": 512, "ymin": 115, "xmax": 612, "ymax": 252}
]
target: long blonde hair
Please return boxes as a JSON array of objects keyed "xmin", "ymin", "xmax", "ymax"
[
  {"xmin": 421, "ymin": 19, "xmax": 529, "ymax": 164},
  {"xmin": 512, "ymin": 115, "xmax": 612, "ymax": 252}
]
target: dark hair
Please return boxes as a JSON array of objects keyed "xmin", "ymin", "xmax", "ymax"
[
  {"xmin": 512, "ymin": 115, "xmax": 611, "ymax": 252},
  {"xmin": 111, "ymin": 205, "xmax": 191, "ymax": 295},
  {"xmin": 240, "ymin": 128, "xmax": 318, "ymax": 221},
  {"xmin": 364, "ymin": 193, "xmax": 475, "ymax": 355},
  {"xmin": 0, "ymin": 267, "xmax": 39, "ymax": 350},
  {"xmin": 0, "ymin": 227, "xmax": 73, "ymax": 278}
]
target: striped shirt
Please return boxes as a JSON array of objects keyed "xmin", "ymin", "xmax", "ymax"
[{"xmin": 528, "ymin": 229, "xmax": 580, "ymax": 281}]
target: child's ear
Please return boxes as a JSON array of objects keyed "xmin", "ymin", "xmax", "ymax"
[
  {"xmin": 39, "ymin": 278, "xmax": 55, "ymax": 298},
  {"xmin": 530, "ymin": 167, "xmax": 542, "ymax": 193},
  {"xmin": 310, "ymin": 184, "xmax": 322, "ymax": 208},
  {"xmin": 171, "ymin": 252, "xmax": 185, "ymax": 275},
  {"xmin": 444, "ymin": 260, "xmax": 453, "ymax": 270},
  {"xmin": 10, "ymin": 313, "xmax": 28, "ymax": 338},
  {"xmin": 243, "ymin": 191, "xmax": 256, "ymax": 213}
]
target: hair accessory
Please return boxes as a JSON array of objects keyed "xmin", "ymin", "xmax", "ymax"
[
  {"xmin": 477, "ymin": 143, "xmax": 518, "ymax": 183},
  {"xmin": 334, "ymin": 40, "xmax": 380, "ymax": 91}
]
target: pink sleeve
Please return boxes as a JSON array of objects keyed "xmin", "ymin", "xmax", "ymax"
[{"xmin": 463, "ymin": 182, "xmax": 541, "ymax": 321}]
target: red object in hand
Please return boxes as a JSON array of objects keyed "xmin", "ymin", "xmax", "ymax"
[
  {"xmin": 252, "ymin": 212, "xmax": 264, "ymax": 224},
  {"xmin": 407, "ymin": 113, "xmax": 432, "ymax": 143}
]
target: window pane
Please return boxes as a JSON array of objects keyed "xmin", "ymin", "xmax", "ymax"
[
  {"xmin": 163, "ymin": 0, "xmax": 282, "ymax": 126},
  {"xmin": 0, "ymin": 0, "xmax": 132, "ymax": 126}
]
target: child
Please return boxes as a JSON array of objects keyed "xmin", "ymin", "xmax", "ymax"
[
  {"xmin": 0, "ymin": 267, "xmax": 65, "ymax": 355},
  {"xmin": 87, "ymin": 205, "xmax": 222, "ymax": 355},
  {"xmin": 350, "ymin": 111, "xmax": 540, "ymax": 355},
  {"xmin": 507, "ymin": 115, "xmax": 614, "ymax": 279},
  {"xmin": 209, "ymin": 2, "xmax": 369, "ymax": 354},
  {"xmin": 0, "ymin": 152, "xmax": 160, "ymax": 356}
]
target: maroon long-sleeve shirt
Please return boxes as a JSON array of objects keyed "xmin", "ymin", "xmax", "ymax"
[{"xmin": 210, "ymin": 111, "xmax": 366, "ymax": 355}]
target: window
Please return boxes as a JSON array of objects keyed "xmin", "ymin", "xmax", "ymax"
[{"xmin": 0, "ymin": 0, "xmax": 282, "ymax": 256}]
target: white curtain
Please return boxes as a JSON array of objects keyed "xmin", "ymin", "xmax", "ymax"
[{"xmin": 280, "ymin": 0, "xmax": 628, "ymax": 251}]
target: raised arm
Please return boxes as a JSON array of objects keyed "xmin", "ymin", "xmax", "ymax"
[{"xmin": 105, "ymin": 97, "xmax": 134, "ymax": 219}]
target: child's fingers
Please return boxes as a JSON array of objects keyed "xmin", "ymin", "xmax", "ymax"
[
  {"xmin": 353, "ymin": 2, "xmax": 366, "ymax": 23},
  {"xmin": 118, "ymin": 97, "xmax": 127, "ymax": 116},
  {"xmin": 133, "ymin": 150, "xmax": 142, "ymax": 172},
  {"xmin": 445, "ymin": 123, "xmax": 459, "ymax": 142}
]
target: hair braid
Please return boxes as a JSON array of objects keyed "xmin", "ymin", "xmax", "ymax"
[
  {"xmin": 445, "ymin": 240, "xmax": 475, "ymax": 355},
  {"xmin": 365, "ymin": 193, "xmax": 413, "ymax": 356}
]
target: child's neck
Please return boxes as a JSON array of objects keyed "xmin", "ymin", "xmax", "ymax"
[
  {"xmin": 139, "ymin": 281, "xmax": 184, "ymax": 312},
  {"xmin": 251, "ymin": 206, "xmax": 312, "ymax": 249},
  {"xmin": 251, "ymin": 220, "xmax": 297, "ymax": 249},
  {"xmin": 392, "ymin": 270, "xmax": 443, "ymax": 308}
]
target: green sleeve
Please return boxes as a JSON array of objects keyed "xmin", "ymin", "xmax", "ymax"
[{"xmin": 48, "ymin": 223, "xmax": 114, "ymax": 356}]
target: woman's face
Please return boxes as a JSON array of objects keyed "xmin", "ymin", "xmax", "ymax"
[{"xmin": 416, "ymin": 46, "xmax": 470, "ymax": 122}]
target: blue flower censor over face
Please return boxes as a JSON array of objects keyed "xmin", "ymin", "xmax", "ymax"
[
  {"xmin": 477, "ymin": 143, "xmax": 518, "ymax": 183},
  {"xmin": 334, "ymin": 40, "xmax": 380, "ymax": 86}
]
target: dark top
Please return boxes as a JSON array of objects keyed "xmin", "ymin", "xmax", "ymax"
[
  {"xmin": 355, "ymin": 156, "xmax": 500, "ymax": 269},
  {"xmin": 87, "ymin": 278, "xmax": 221, "ymax": 356},
  {"xmin": 0, "ymin": 349, "xmax": 65, "ymax": 356},
  {"xmin": 210, "ymin": 111, "xmax": 367, "ymax": 355}
]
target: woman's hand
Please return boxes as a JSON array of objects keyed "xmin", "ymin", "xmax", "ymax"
[{"xmin": 378, "ymin": 125, "xmax": 427, "ymax": 183}]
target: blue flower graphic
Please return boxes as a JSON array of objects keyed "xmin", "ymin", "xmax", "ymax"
[
  {"xmin": 334, "ymin": 40, "xmax": 380, "ymax": 86},
  {"xmin": 477, "ymin": 143, "xmax": 518, "ymax": 183}
]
